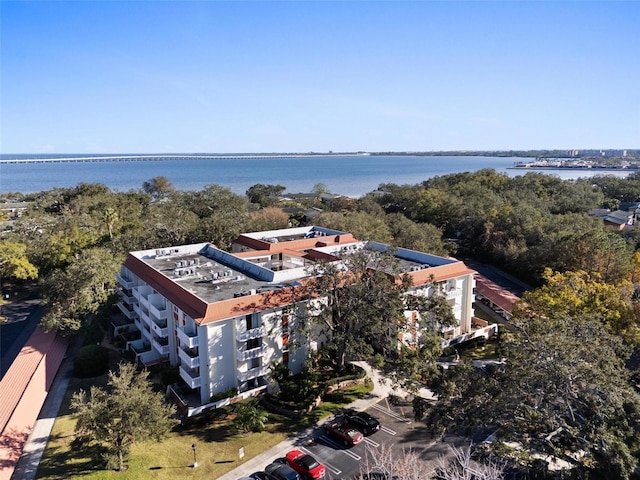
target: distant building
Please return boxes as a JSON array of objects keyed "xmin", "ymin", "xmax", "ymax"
[{"xmin": 602, "ymin": 210, "xmax": 635, "ymax": 230}]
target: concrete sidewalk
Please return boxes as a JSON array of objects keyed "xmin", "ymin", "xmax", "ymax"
[{"xmin": 217, "ymin": 363, "xmax": 430, "ymax": 480}]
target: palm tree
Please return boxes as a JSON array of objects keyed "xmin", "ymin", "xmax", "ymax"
[
  {"xmin": 102, "ymin": 207, "xmax": 118, "ymax": 240},
  {"xmin": 233, "ymin": 401, "xmax": 268, "ymax": 434}
]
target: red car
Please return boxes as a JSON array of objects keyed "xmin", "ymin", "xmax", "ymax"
[
  {"xmin": 323, "ymin": 420, "xmax": 364, "ymax": 447},
  {"xmin": 285, "ymin": 449, "xmax": 326, "ymax": 479}
]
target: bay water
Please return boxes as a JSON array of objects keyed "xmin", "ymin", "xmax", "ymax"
[{"xmin": 0, "ymin": 155, "xmax": 626, "ymax": 197}]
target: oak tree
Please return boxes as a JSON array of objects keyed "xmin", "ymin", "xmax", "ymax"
[{"xmin": 72, "ymin": 362, "xmax": 178, "ymax": 471}]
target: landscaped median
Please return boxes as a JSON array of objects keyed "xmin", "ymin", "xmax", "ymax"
[{"xmin": 35, "ymin": 363, "xmax": 373, "ymax": 479}]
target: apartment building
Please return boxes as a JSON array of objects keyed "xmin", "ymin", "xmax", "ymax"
[{"xmin": 115, "ymin": 226, "xmax": 477, "ymax": 416}]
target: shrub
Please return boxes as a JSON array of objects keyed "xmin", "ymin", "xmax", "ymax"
[
  {"xmin": 74, "ymin": 344, "xmax": 109, "ymax": 378},
  {"xmin": 209, "ymin": 387, "xmax": 238, "ymax": 403},
  {"xmin": 233, "ymin": 400, "xmax": 268, "ymax": 433}
]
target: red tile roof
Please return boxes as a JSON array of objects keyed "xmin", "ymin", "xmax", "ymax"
[
  {"xmin": 0, "ymin": 327, "xmax": 68, "ymax": 480},
  {"xmin": 474, "ymin": 275, "xmax": 520, "ymax": 314}
]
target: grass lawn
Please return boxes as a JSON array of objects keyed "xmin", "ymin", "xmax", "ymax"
[{"xmin": 36, "ymin": 368, "xmax": 373, "ymax": 479}]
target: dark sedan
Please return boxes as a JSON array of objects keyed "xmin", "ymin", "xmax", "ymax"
[{"xmin": 344, "ymin": 411, "xmax": 380, "ymax": 436}]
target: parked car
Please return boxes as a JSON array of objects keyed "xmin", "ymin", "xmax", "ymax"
[
  {"xmin": 265, "ymin": 462, "xmax": 302, "ymax": 480},
  {"xmin": 344, "ymin": 410, "xmax": 381, "ymax": 435},
  {"xmin": 250, "ymin": 473, "xmax": 279, "ymax": 480},
  {"xmin": 323, "ymin": 420, "xmax": 364, "ymax": 447},
  {"xmin": 285, "ymin": 449, "xmax": 326, "ymax": 479}
]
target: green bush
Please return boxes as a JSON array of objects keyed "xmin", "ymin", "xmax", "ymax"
[
  {"xmin": 73, "ymin": 344, "xmax": 109, "ymax": 378},
  {"xmin": 209, "ymin": 387, "xmax": 238, "ymax": 403}
]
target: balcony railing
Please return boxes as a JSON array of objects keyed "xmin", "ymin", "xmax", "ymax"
[
  {"xmin": 179, "ymin": 365, "xmax": 201, "ymax": 389},
  {"xmin": 150, "ymin": 319, "xmax": 168, "ymax": 338},
  {"xmin": 132, "ymin": 287, "xmax": 142, "ymax": 301},
  {"xmin": 117, "ymin": 301, "xmax": 136, "ymax": 320},
  {"xmin": 237, "ymin": 365, "xmax": 268, "ymax": 382},
  {"xmin": 237, "ymin": 345, "xmax": 266, "ymax": 362},
  {"xmin": 116, "ymin": 273, "xmax": 134, "ymax": 290},
  {"xmin": 149, "ymin": 302, "xmax": 167, "ymax": 320},
  {"xmin": 178, "ymin": 347, "xmax": 200, "ymax": 369},
  {"xmin": 236, "ymin": 326, "xmax": 266, "ymax": 342},
  {"xmin": 177, "ymin": 327, "xmax": 199, "ymax": 348},
  {"xmin": 446, "ymin": 287, "xmax": 464, "ymax": 299},
  {"xmin": 152, "ymin": 337, "xmax": 170, "ymax": 355},
  {"xmin": 117, "ymin": 289, "xmax": 135, "ymax": 305},
  {"xmin": 128, "ymin": 339, "xmax": 150, "ymax": 354}
]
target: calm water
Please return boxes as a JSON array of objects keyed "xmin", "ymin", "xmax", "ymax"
[{"xmin": 0, "ymin": 155, "xmax": 628, "ymax": 197}]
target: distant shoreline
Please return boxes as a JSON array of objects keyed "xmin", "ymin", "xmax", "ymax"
[{"xmin": 508, "ymin": 166, "xmax": 640, "ymax": 171}]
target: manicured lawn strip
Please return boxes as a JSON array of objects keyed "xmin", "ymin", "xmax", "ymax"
[{"xmin": 36, "ymin": 379, "xmax": 373, "ymax": 479}]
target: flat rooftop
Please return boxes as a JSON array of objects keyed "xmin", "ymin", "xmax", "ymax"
[
  {"xmin": 130, "ymin": 244, "xmax": 310, "ymax": 304},
  {"xmin": 127, "ymin": 235, "xmax": 473, "ymax": 309}
]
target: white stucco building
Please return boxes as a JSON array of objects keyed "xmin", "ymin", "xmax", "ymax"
[{"xmin": 114, "ymin": 226, "xmax": 478, "ymax": 416}]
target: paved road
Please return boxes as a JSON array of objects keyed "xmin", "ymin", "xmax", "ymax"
[{"xmin": 0, "ymin": 288, "xmax": 42, "ymax": 379}]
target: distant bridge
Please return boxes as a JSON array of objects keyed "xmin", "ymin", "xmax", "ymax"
[{"xmin": 0, "ymin": 153, "xmax": 366, "ymax": 164}]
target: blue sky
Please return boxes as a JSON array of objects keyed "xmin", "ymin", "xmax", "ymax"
[{"xmin": 1, "ymin": 1, "xmax": 638, "ymax": 154}]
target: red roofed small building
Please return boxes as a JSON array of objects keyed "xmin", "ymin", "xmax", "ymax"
[
  {"xmin": 115, "ymin": 226, "xmax": 479, "ymax": 416},
  {"xmin": 0, "ymin": 327, "xmax": 67, "ymax": 480},
  {"xmin": 474, "ymin": 274, "xmax": 521, "ymax": 320}
]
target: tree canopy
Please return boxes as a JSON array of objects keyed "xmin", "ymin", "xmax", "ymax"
[
  {"xmin": 301, "ymin": 248, "xmax": 454, "ymax": 392},
  {"xmin": 429, "ymin": 313, "xmax": 640, "ymax": 479}
]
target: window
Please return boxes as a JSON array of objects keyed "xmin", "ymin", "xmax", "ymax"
[{"xmin": 245, "ymin": 314, "xmax": 257, "ymax": 330}]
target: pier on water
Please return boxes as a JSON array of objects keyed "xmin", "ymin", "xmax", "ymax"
[{"xmin": 0, "ymin": 154, "xmax": 361, "ymax": 164}]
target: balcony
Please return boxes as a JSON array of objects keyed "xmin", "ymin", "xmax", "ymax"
[
  {"xmin": 236, "ymin": 326, "xmax": 266, "ymax": 342},
  {"xmin": 132, "ymin": 287, "xmax": 142, "ymax": 302},
  {"xmin": 117, "ymin": 288, "xmax": 135, "ymax": 305},
  {"xmin": 128, "ymin": 339, "xmax": 150, "ymax": 354},
  {"xmin": 177, "ymin": 327, "xmax": 199, "ymax": 348},
  {"xmin": 140, "ymin": 324, "xmax": 151, "ymax": 341},
  {"xmin": 150, "ymin": 318, "xmax": 168, "ymax": 338},
  {"xmin": 446, "ymin": 287, "xmax": 464, "ymax": 299},
  {"xmin": 149, "ymin": 302, "xmax": 167, "ymax": 320},
  {"xmin": 117, "ymin": 301, "xmax": 136, "ymax": 320},
  {"xmin": 152, "ymin": 337, "xmax": 170, "ymax": 355},
  {"xmin": 178, "ymin": 347, "xmax": 200, "ymax": 369},
  {"xmin": 237, "ymin": 345, "xmax": 266, "ymax": 362},
  {"xmin": 116, "ymin": 273, "xmax": 134, "ymax": 290},
  {"xmin": 179, "ymin": 365, "xmax": 201, "ymax": 389},
  {"xmin": 237, "ymin": 365, "xmax": 268, "ymax": 382}
]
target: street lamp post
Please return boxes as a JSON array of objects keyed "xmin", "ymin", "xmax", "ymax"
[{"xmin": 191, "ymin": 443, "xmax": 198, "ymax": 468}]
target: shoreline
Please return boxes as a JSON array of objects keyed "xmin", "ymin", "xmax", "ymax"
[{"xmin": 509, "ymin": 166, "xmax": 640, "ymax": 171}]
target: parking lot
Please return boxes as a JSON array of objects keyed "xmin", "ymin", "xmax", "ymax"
[{"xmin": 244, "ymin": 396, "xmax": 473, "ymax": 480}]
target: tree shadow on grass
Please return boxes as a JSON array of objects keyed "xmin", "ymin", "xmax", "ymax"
[
  {"xmin": 36, "ymin": 443, "xmax": 107, "ymax": 479},
  {"xmin": 178, "ymin": 420, "xmax": 239, "ymax": 444}
]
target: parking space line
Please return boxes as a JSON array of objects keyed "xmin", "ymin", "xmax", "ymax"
[
  {"xmin": 371, "ymin": 404, "xmax": 412, "ymax": 424},
  {"xmin": 363, "ymin": 437, "xmax": 380, "ymax": 448},
  {"xmin": 319, "ymin": 435, "xmax": 362, "ymax": 460},
  {"xmin": 380, "ymin": 425, "xmax": 397, "ymax": 435},
  {"xmin": 299, "ymin": 446, "xmax": 342, "ymax": 476}
]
